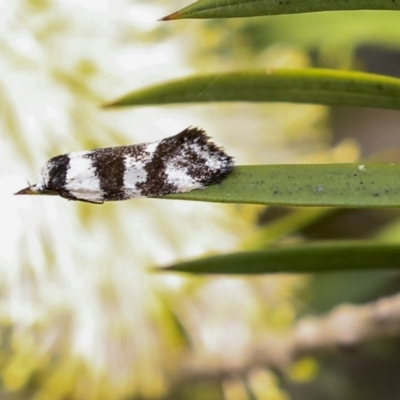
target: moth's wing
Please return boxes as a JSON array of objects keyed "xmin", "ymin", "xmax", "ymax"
[
  {"xmin": 81, "ymin": 143, "xmax": 154, "ymax": 201},
  {"xmin": 161, "ymin": 127, "xmax": 234, "ymax": 187},
  {"xmin": 59, "ymin": 190, "xmax": 104, "ymax": 204},
  {"xmin": 62, "ymin": 185, "xmax": 105, "ymax": 203}
]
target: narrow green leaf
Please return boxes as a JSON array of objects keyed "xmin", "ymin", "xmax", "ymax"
[
  {"xmin": 161, "ymin": 0, "xmax": 400, "ymax": 20},
  {"xmin": 160, "ymin": 241, "xmax": 400, "ymax": 274},
  {"xmin": 162, "ymin": 164, "xmax": 400, "ymax": 207},
  {"xmin": 105, "ymin": 69, "xmax": 400, "ymax": 111}
]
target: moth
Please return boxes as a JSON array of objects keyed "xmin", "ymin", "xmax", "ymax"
[{"xmin": 15, "ymin": 127, "xmax": 234, "ymax": 204}]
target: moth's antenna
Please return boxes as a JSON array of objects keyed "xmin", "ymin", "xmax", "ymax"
[{"xmin": 14, "ymin": 181, "xmax": 36, "ymax": 195}]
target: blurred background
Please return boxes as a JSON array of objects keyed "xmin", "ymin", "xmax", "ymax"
[{"xmin": 2, "ymin": 1, "xmax": 400, "ymax": 399}]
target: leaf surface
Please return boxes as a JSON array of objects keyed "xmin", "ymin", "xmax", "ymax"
[
  {"xmin": 106, "ymin": 69, "xmax": 400, "ymax": 111},
  {"xmin": 163, "ymin": 164, "xmax": 400, "ymax": 208}
]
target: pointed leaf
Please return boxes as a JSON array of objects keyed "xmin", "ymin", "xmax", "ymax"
[
  {"xmin": 161, "ymin": 0, "xmax": 400, "ymax": 20},
  {"xmin": 105, "ymin": 69, "xmax": 400, "ymax": 111},
  {"xmin": 160, "ymin": 241, "xmax": 400, "ymax": 274}
]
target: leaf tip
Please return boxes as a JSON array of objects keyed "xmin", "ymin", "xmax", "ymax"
[
  {"xmin": 150, "ymin": 265, "xmax": 180, "ymax": 274},
  {"xmin": 101, "ymin": 97, "xmax": 124, "ymax": 108},
  {"xmin": 149, "ymin": 266, "xmax": 161, "ymax": 273},
  {"xmin": 101, "ymin": 101, "xmax": 114, "ymax": 109},
  {"xmin": 158, "ymin": 11, "xmax": 180, "ymax": 21}
]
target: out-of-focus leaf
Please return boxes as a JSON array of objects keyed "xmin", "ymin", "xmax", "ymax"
[
  {"xmin": 105, "ymin": 69, "xmax": 400, "ymax": 110},
  {"xmin": 242, "ymin": 208, "xmax": 334, "ymax": 249},
  {"xmin": 160, "ymin": 241, "xmax": 400, "ymax": 274},
  {"xmin": 163, "ymin": 164, "xmax": 400, "ymax": 208},
  {"xmin": 161, "ymin": 0, "xmax": 400, "ymax": 20}
]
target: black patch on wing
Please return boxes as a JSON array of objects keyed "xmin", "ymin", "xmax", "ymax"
[
  {"xmin": 136, "ymin": 127, "xmax": 234, "ymax": 197},
  {"xmin": 45, "ymin": 154, "xmax": 70, "ymax": 192},
  {"xmin": 84, "ymin": 148, "xmax": 125, "ymax": 201},
  {"xmin": 135, "ymin": 137, "xmax": 179, "ymax": 197}
]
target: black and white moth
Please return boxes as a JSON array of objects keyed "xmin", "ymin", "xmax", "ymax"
[{"xmin": 15, "ymin": 127, "xmax": 234, "ymax": 204}]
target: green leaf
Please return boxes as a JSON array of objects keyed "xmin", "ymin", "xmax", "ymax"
[
  {"xmin": 161, "ymin": 0, "xmax": 400, "ymax": 20},
  {"xmin": 159, "ymin": 241, "xmax": 400, "ymax": 274},
  {"xmin": 105, "ymin": 69, "xmax": 400, "ymax": 110},
  {"xmin": 162, "ymin": 164, "xmax": 400, "ymax": 207}
]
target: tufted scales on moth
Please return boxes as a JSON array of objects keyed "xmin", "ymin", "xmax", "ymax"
[{"xmin": 14, "ymin": 127, "xmax": 234, "ymax": 204}]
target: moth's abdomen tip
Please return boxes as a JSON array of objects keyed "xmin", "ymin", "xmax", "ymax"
[
  {"xmin": 183, "ymin": 126, "xmax": 235, "ymax": 172},
  {"xmin": 225, "ymin": 157, "xmax": 235, "ymax": 172},
  {"xmin": 179, "ymin": 127, "xmax": 229, "ymax": 151},
  {"xmin": 214, "ymin": 158, "xmax": 235, "ymax": 181}
]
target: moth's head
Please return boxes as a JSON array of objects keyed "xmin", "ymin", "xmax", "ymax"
[
  {"xmin": 15, "ymin": 155, "xmax": 69, "ymax": 197},
  {"xmin": 14, "ymin": 183, "xmax": 43, "ymax": 196}
]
